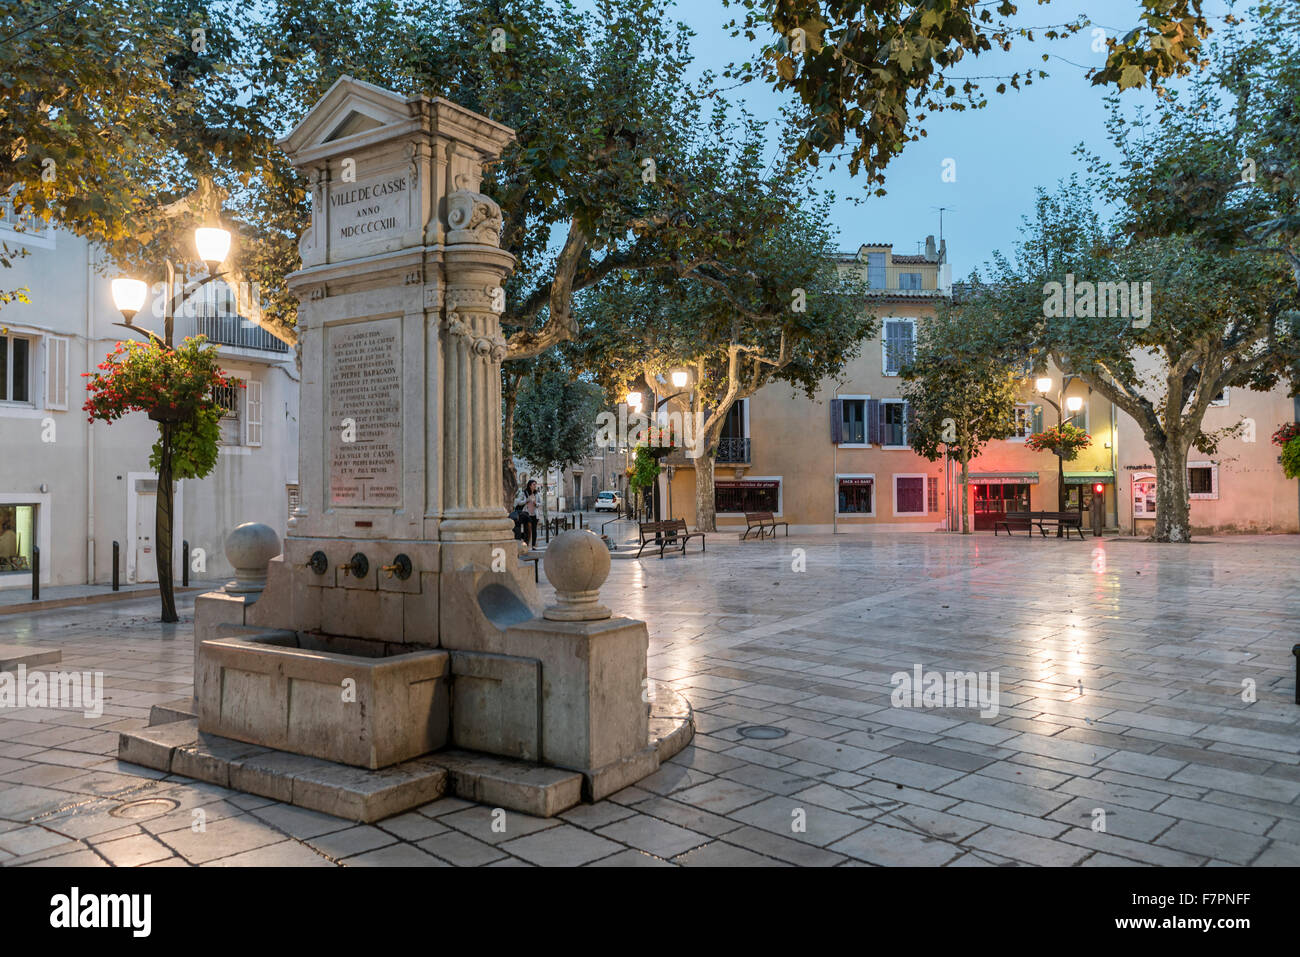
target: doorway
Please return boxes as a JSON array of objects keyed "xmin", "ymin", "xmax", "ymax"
[
  {"xmin": 972, "ymin": 483, "xmax": 1030, "ymax": 531},
  {"xmin": 134, "ymin": 480, "xmax": 157, "ymax": 583},
  {"xmin": 127, "ymin": 473, "xmax": 182, "ymax": 584}
]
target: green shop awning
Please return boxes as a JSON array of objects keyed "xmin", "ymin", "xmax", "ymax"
[
  {"xmin": 1064, "ymin": 471, "xmax": 1115, "ymax": 485},
  {"xmin": 960, "ymin": 472, "xmax": 1039, "ymax": 485}
]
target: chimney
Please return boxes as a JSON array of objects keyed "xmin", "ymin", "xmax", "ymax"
[{"xmin": 925, "ymin": 235, "xmax": 937, "ymax": 260}]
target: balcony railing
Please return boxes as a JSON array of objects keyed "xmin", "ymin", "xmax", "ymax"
[
  {"xmin": 182, "ymin": 313, "xmax": 290, "ymax": 353},
  {"xmin": 717, "ymin": 437, "xmax": 750, "ymax": 463}
]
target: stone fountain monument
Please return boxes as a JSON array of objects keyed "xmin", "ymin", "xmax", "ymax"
[{"xmin": 118, "ymin": 77, "xmax": 692, "ymax": 821}]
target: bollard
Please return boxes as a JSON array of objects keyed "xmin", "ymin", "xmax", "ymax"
[
  {"xmin": 183, "ymin": 539, "xmax": 190, "ymax": 587},
  {"xmin": 31, "ymin": 545, "xmax": 39, "ymax": 601},
  {"xmin": 112, "ymin": 541, "xmax": 120, "ymax": 591}
]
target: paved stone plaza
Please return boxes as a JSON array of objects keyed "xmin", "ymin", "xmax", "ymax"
[{"xmin": 1, "ymin": 531, "xmax": 1298, "ymax": 867}]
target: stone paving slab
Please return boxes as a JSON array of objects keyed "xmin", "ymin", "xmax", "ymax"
[{"xmin": 1, "ymin": 532, "xmax": 1298, "ymax": 866}]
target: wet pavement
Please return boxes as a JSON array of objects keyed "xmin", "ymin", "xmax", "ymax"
[{"xmin": 1, "ymin": 531, "xmax": 1298, "ymax": 867}]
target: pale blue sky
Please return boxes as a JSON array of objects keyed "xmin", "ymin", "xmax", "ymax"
[{"xmin": 660, "ymin": 0, "xmax": 1236, "ymax": 277}]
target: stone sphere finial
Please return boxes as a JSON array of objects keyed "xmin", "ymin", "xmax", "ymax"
[
  {"xmin": 543, "ymin": 530, "xmax": 612, "ymax": 621},
  {"xmin": 224, "ymin": 522, "xmax": 281, "ymax": 600}
]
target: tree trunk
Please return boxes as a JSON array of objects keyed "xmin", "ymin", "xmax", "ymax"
[
  {"xmin": 156, "ymin": 423, "xmax": 178, "ymax": 623},
  {"xmin": 695, "ymin": 449, "xmax": 718, "ymax": 532},
  {"xmin": 960, "ymin": 454, "xmax": 971, "ymax": 535},
  {"xmin": 1152, "ymin": 436, "xmax": 1193, "ymax": 542},
  {"xmin": 693, "ymin": 417, "xmax": 728, "ymax": 533}
]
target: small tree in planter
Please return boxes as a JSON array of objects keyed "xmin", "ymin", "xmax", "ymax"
[
  {"xmin": 1026, "ymin": 423, "xmax": 1093, "ymax": 461},
  {"xmin": 84, "ymin": 336, "xmax": 237, "ymax": 622},
  {"xmin": 628, "ymin": 447, "xmax": 662, "ymax": 522}
]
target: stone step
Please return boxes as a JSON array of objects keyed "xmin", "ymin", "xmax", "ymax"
[
  {"xmin": 148, "ymin": 698, "xmax": 198, "ymax": 726},
  {"xmin": 116, "ymin": 680, "xmax": 696, "ymax": 823},
  {"xmin": 0, "ymin": 643, "xmax": 62, "ymax": 671}
]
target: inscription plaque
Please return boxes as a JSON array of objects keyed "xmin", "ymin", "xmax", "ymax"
[
  {"xmin": 327, "ymin": 318, "xmax": 403, "ymax": 506},
  {"xmin": 328, "ymin": 172, "xmax": 409, "ymax": 249}
]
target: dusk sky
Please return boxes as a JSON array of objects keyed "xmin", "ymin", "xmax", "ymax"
[{"xmin": 660, "ymin": 0, "xmax": 1237, "ymax": 278}]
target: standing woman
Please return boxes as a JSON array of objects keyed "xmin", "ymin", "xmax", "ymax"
[{"xmin": 523, "ymin": 479, "xmax": 540, "ymax": 548}]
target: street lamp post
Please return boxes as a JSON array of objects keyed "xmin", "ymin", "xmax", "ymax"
[
  {"xmin": 108, "ymin": 225, "xmax": 231, "ymax": 622},
  {"xmin": 1035, "ymin": 375, "xmax": 1083, "ymax": 536}
]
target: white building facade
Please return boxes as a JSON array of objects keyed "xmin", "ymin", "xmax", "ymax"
[{"xmin": 0, "ymin": 214, "xmax": 300, "ymax": 590}]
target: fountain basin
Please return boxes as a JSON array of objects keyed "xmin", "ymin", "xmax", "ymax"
[{"xmin": 195, "ymin": 630, "xmax": 449, "ymax": 770}]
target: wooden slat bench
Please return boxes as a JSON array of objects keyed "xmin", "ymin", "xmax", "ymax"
[
  {"xmin": 741, "ymin": 511, "xmax": 789, "ymax": 540},
  {"xmin": 994, "ymin": 510, "xmax": 1085, "ymax": 540},
  {"xmin": 1034, "ymin": 511, "xmax": 1086, "ymax": 540},
  {"xmin": 635, "ymin": 519, "xmax": 705, "ymax": 558},
  {"xmin": 993, "ymin": 512, "xmax": 1034, "ymax": 536}
]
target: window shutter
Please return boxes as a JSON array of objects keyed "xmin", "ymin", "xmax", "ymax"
[
  {"xmin": 245, "ymin": 380, "xmax": 263, "ymax": 447},
  {"xmin": 830, "ymin": 399, "xmax": 843, "ymax": 443},
  {"xmin": 903, "ymin": 400, "xmax": 915, "ymax": 443},
  {"xmin": 867, "ymin": 399, "xmax": 881, "ymax": 445},
  {"xmin": 1032, "ymin": 406, "xmax": 1043, "ymax": 433},
  {"xmin": 927, "ymin": 475, "xmax": 938, "ymax": 512},
  {"xmin": 45, "ymin": 336, "xmax": 68, "ymax": 409}
]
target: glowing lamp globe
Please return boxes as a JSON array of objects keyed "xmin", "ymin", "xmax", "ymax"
[
  {"xmin": 111, "ymin": 278, "xmax": 149, "ymax": 322},
  {"xmin": 1066, "ymin": 395, "xmax": 1083, "ymax": 413},
  {"xmin": 626, "ymin": 392, "xmax": 643, "ymax": 411},
  {"xmin": 671, "ymin": 370, "xmax": 688, "ymax": 388},
  {"xmin": 195, "ymin": 227, "xmax": 231, "ymax": 269},
  {"xmin": 1034, "ymin": 376, "xmax": 1053, "ymax": 395}
]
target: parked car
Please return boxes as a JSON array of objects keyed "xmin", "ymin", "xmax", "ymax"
[{"xmin": 593, "ymin": 490, "xmax": 624, "ymax": 512}]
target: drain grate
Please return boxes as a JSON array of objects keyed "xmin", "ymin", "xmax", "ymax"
[
  {"xmin": 109, "ymin": 798, "xmax": 179, "ymax": 820},
  {"xmin": 737, "ymin": 725, "xmax": 788, "ymax": 740}
]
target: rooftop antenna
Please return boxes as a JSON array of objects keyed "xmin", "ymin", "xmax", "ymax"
[{"xmin": 930, "ymin": 206, "xmax": 954, "ymax": 244}]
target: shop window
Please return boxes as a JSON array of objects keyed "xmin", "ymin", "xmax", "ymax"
[
  {"xmin": 716, "ymin": 480, "xmax": 779, "ymax": 514},
  {"xmin": 837, "ymin": 476, "xmax": 873, "ymax": 514},
  {"xmin": 1133, "ymin": 475, "xmax": 1156, "ymax": 516},
  {"xmin": 0, "ymin": 504, "xmax": 35, "ymax": 573}
]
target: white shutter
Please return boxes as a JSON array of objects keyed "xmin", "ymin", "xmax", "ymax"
[
  {"xmin": 245, "ymin": 379, "xmax": 262, "ymax": 447},
  {"xmin": 45, "ymin": 336, "xmax": 68, "ymax": 409}
]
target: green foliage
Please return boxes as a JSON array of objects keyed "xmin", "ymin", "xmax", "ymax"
[
  {"xmin": 1283, "ymin": 436, "xmax": 1300, "ymax": 479},
  {"xmin": 721, "ymin": 0, "xmax": 1208, "ymax": 190},
  {"xmin": 1026, "ymin": 422, "xmax": 1092, "ymax": 461},
  {"xmin": 153, "ymin": 406, "xmax": 223, "ymax": 481},
  {"xmin": 512, "ymin": 364, "xmax": 603, "ymax": 479},
  {"xmin": 1081, "ymin": 0, "xmax": 1300, "ymax": 294},
  {"xmin": 629, "ymin": 447, "xmax": 661, "ymax": 493},
  {"xmin": 83, "ymin": 335, "xmax": 233, "ymax": 481},
  {"xmin": 901, "ymin": 299, "xmax": 1022, "ymax": 464}
]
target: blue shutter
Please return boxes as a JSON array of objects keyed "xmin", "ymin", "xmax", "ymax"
[
  {"xmin": 1032, "ymin": 406, "xmax": 1043, "ymax": 433},
  {"xmin": 867, "ymin": 399, "xmax": 881, "ymax": 445},
  {"xmin": 830, "ymin": 399, "xmax": 843, "ymax": 443}
]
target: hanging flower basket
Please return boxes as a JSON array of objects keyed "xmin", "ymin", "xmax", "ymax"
[
  {"xmin": 1271, "ymin": 422, "xmax": 1300, "ymax": 447},
  {"xmin": 1026, "ymin": 423, "xmax": 1092, "ymax": 461}
]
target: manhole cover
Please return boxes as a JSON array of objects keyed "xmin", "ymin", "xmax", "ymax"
[
  {"xmin": 109, "ymin": 798, "xmax": 179, "ymax": 820},
  {"xmin": 737, "ymin": 725, "xmax": 788, "ymax": 740}
]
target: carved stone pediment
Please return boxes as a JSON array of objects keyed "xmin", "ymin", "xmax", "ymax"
[{"xmin": 446, "ymin": 188, "xmax": 503, "ymax": 246}]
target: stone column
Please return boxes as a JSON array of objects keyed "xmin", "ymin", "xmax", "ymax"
[{"xmin": 439, "ymin": 188, "xmax": 514, "ymax": 543}]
